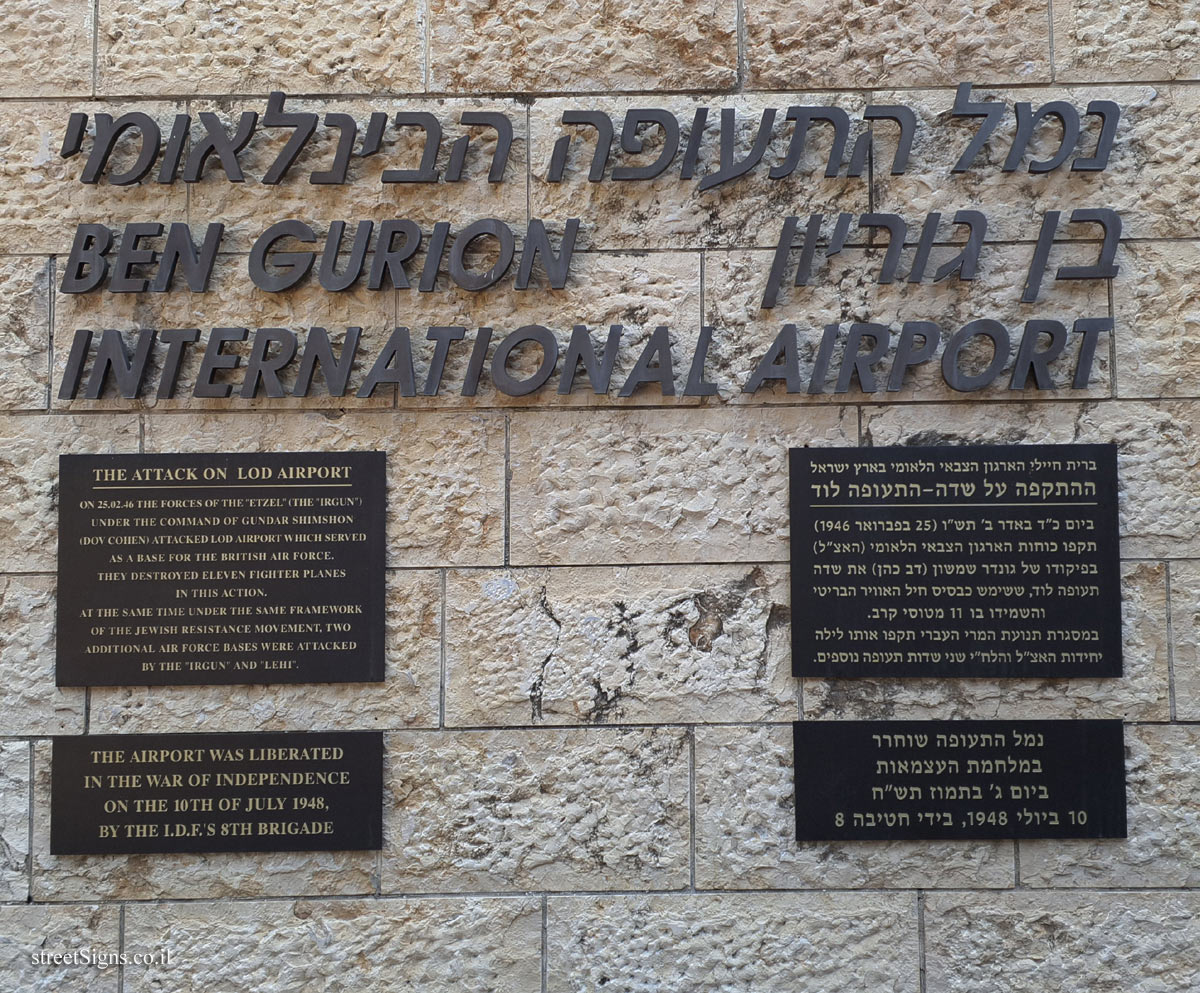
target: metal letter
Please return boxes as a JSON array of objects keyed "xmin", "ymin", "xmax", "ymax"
[
  {"xmin": 381, "ymin": 113, "xmax": 442, "ymax": 183},
  {"xmin": 248, "ymin": 220, "xmax": 316, "ymax": 292},
  {"xmin": 80, "ymin": 113, "xmax": 162, "ymax": 186},
  {"xmin": 950, "ymin": 82, "xmax": 1006, "ymax": 173},
  {"xmin": 941, "ymin": 319, "xmax": 1010, "ymax": 391},
  {"xmin": 1004, "ymin": 100, "xmax": 1081, "ymax": 173},
  {"xmin": 547, "ymin": 111, "xmax": 613, "ymax": 182},
  {"xmin": 858, "ymin": 213, "xmax": 907, "ymax": 284},
  {"xmin": 699, "ymin": 108, "xmax": 776, "ymax": 192},
  {"xmin": 515, "ymin": 219, "xmax": 579, "ymax": 290},
  {"xmin": 618, "ymin": 326, "xmax": 675, "ymax": 397},
  {"xmin": 448, "ymin": 219, "xmax": 515, "ymax": 291},
  {"xmin": 491, "ymin": 326, "xmax": 559, "ymax": 396},
  {"xmin": 261, "ymin": 91, "xmax": 318, "ymax": 185},
  {"xmin": 184, "ymin": 111, "xmax": 258, "ymax": 183},
  {"xmin": 769, "ymin": 106, "xmax": 849, "ymax": 180}
]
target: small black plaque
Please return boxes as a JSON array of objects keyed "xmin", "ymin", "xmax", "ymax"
[
  {"xmin": 51, "ymin": 731, "xmax": 383, "ymax": 854},
  {"xmin": 791, "ymin": 445, "xmax": 1121, "ymax": 678},
  {"xmin": 56, "ymin": 452, "xmax": 385, "ymax": 686},
  {"xmin": 794, "ymin": 719, "xmax": 1126, "ymax": 841}
]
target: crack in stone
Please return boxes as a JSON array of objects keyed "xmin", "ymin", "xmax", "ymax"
[{"xmin": 528, "ymin": 585, "xmax": 563, "ymax": 722}]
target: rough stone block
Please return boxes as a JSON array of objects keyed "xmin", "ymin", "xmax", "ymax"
[
  {"xmin": 804, "ymin": 562, "xmax": 1170, "ymax": 722},
  {"xmin": 31, "ymin": 741, "xmax": 376, "ymax": 901},
  {"xmin": 445, "ymin": 564, "xmax": 793, "ymax": 726},
  {"xmin": 428, "ymin": 0, "xmax": 737, "ymax": 93},
  {"xmin": 1020, "ymin": 724, "xmax": 1200, "ymax": 887},
  {"xmin": 873, "ymin": 85, "xmax": 1197, "ymax": 242},
  {"xmin": 547, "ymin": 892, "xmax": 917, "ymax": 991},
  {"xmin": 0, "ymin": 412, "xmax": 139, "ymax": 572},
  {"xmin": 925, "ymin": 890, "xmax": 1200, "ymax": 992},
  {"xmin": 694, "ymin": 725, "xmax": 1015, "ymax": 889},
  {"xmin": 0, "ymin": 1, "xmax": 92, "ymax": 98},
  {"xmin": 529, "ymin": 94, "xmax": 869, "ymax": 251},
  {"xmin": 0, "ymin": 575, "xmax": 85, "ymax": 735},
  {"xmin": 123, "ymin": 897, "xmax": 542, "ymax": 993},
  {"xmin": 0, "ymin": 741, "xmax": 30, "ymax": 901},
  {"xmin": 746, "ymin": 0, "xmax": 1051, "ymax": 89},
  {"xmin": 188, "ymin": 97, "xmax": 527, "ymax": 253},
  {"xmin": 0, "ymin": 257, "xmax": 50, "ymax": 410},
  {"xmin": 382, "ymin": 728, "xmax": 690, "ymax": 891},
  {"xmin": 0, "ymin": 102, "xmax": 188, "ymax": 255},
  {"xmin": 1053, "ymin": 1, "xmax": 1200, "ymax": 83},
  {"xmin": 98, "ymin": 1, "xmax": 423, "ymax": 96},
  {"xmin": 704, "ymin": 243, "xmax": 1111, "ymax": 402},
  {"xmin": 863, "ymin": 400, "xmax": 1200, "ymax": 559},
  {"xmin": 0, "ymin": 905, "xmax": 118, "ymax": 993},
  {"xmin": 508, "ymin": 406, "xmax": 857, "ymax": 566},
  {"xmin": 142, "ymin": 411, "xmax": 505, "ymax": 567},
  {"xmin": 1172, "ymin": 561, "xmax": 1200, "ymax": 721},
  {"xmin": 1113, "ymin": 242, "xmax": 1200, "ymax": 398},
  {"xmin": 90, "ymin": 569, "xmax": 440, "ymax": 732}
]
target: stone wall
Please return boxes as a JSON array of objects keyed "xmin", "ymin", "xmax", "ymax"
[{"xmin": 2, "ymin": 2, "xmax": 1199, "ymax": 990}]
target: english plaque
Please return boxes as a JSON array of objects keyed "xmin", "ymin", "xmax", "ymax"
[
  {"xmin": 56, "ymin": 451, "xmax": 385, "ymax": 686},
  {"xmin": 793, "ymin": 719, "xmax": 1126, "ymax": 841},
  {"xmin": 51, "ymin": 731, "xmax": 383, "ymax": 855},
  {"xmin": 791, "ymin": 444, "xmax": 1121, "ymax": 678}
]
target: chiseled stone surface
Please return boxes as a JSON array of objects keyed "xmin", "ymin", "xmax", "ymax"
[
  {"xmin": 0, "ymin": 412, "xmax": 139, "ymax": 573},
  {"xmin": 445, "ymin": 564, "xmax": 793, "ymax": 726},
  {"xmin": 0, "ymin": 575, "xmax": 86, "ymax": 735},
  {"xmin": 0, "ymin": 0, "xmax": 92, "ymax": 98},
  {"xmin": 142, "ymin": 411, "xmax": 505, "ymax": 567},
  {"xmin": 98, "ymin": 1, "xmax": 423, "ymax": 95},
  {"xmin": 1020, "ymin": 724, "xmax": 1200, "ymax": 887},
  {"xmin": 0, "ymin": 257, "xmax": 50, "ymax": 410},
  {"xmin": 746, "ymin": 0, "xmax": 1050, "ymax": 89},
  {"xmin": 873, "ymin": 85, "xmax": 1197, "ymax": 242},
  {"xmin": 0, "ymin": 905, "xmax": 118, "ymax": 993},
  {"xmin": 382, "ymin": 728, "xmax": 690, "ymax": 891},
  {"xmin": 547, "ymin": 892, "xmax": 917, "ymax": 992},
  {"xmin": 704, "ymin": 243, "xmax": 1111, "ymax": 402},
  {"xmin": 804, "ymin": 562, "xmax": 1169, "ymax": 722},
  {"xmin": 1173, "ymin": 561, "xmax": 1200, "ymax": 721},
  {"xmin": 30, "ymin": 742, "xmax": 376, "ymax": 901},
  {"xmin": 90, "ymin": 569, "xmax": 440, "ymax": 732},
  {"xmin": 124, "ymin": 898, "xmax": 542, "ymax": 993},
  {"xmin": 1053, "ymin": 0, "xmax": 1200, "ymax": 83},
  {"xmin": 1113, "ymin": 242, "xmax": 1200, "ymax": 398},
  {"xmin": 863, "ymin": 400, "xmax": 1200, "ymax": 559},
  {"xmin": 0, "ymin": 742, "xmax": 30, "ymax": 901},
  {"xmin": 509, "ymin": 406, "xmax": 857, "ymax": 566},
  {"xmin": 529, "ymin": 94, "xmax": 870, "ymax": 251},
  {"xmin": 189, "ymin": 97, "xmax": 528, "ymax": 253},
  {"xmin": 925, "ymin": 890, "xmax": 1200, "ymax": 992},
  {"xmin": 694, "ymin": 725, "xmax": 1015, "ymax": 889},
  {"xmin": 428, "ymin": 0, "xmax": 737, "ymax": 93},
  {"xmin": 53, "ymin": 257, "xmax": 398, "ymax": 411},
  {"xmin": 0, "ymin": 102, "xmax": 188, "ymax": 255}
]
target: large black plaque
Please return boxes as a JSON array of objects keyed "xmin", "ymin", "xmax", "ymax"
[
  {"xmin": 51, "ymin": 731, "xmax": 383, "ymax": 854},
  {"xmin": 57, "ymin": 452, "xmax": 385, "ymax": 686},
  {"xmin": 794, "ymin": 720, "xmax": 1126, "ymax": 841},
  {"xmin": 791, "ymin": 444, "xmax": 1121, "ymax": 677}
]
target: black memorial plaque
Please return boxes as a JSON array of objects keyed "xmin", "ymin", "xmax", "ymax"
[
  {"xmin": 794, "ymin": 719, "xmax": 1126, "ymax": 841},
  {"xmin": 56, "ymin": 452, "xmax": 385, "ymax": 686},
  {"xmin": 51, "ymin": 731, "xmax": 383, "ymax": 854},
  {"xmin": 791, "ymin": 444, "xmax": 1121, "ymax": 678}
]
